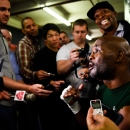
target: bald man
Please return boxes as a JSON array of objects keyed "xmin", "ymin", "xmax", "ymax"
[
  {"xmin": 1, "ymin": 29, "xmax": 24, "ymax": 83},
  {"xmin": 59, "ymin": 31, "xmax": 70, "ymax": 46},
  {"xmin": 60, "ymin": 35, "xmax": 130, "ymax": 130},
  {"xmin": 1, "ymin": 29, "xmax": 17, "ymax": 51}
]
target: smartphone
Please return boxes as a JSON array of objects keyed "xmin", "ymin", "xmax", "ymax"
[
  {"xmin": 44, "ymin": 84, "xmax": 55, "ymax": 91},
  {"xmin": 90, "ymin": 99, "xmax": 103, "ymax": 115},
  {"xmin": 102, "ymin": 104, "xmax": 123, "ymax": 125}
]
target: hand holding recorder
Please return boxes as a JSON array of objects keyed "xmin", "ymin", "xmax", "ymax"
[
  {"xmin": 87, "ymin": 107, "xmax": 120, "ymax": 130},
  {"xmin": 90, "ymin": 99, "xmax": 123, "ymax": 126}
]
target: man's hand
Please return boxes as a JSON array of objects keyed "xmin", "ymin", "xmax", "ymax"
[
  {"xmin": 60, "ymin": 84, "xmax": 84, "ymax": 114},
  {"xmin": 69, "ymin": 48, "xmax": 80, "ymax": 63},
  {"xmin": 29, "ymin": 84, "xmax": 53, "ymax": 97},
  {"xmin": 87, "ymin": 107, "xmax": 119, "ymax": 130},
  {"xmin": 0, "ymin": 90, "xmax": 11, "ymax": 101},
  {"xmin": 60, "ymin": 85, "xmax": 80, "ymax": 105},
  {"xmin": 35, "ymin": 70, "xmax": 50, "ymax": 80},
  {"xmin": 78, "ymin": 68, "xmax": 89, "ymax": 79},
  {"xmin": 50, "ymin": 80, "xmax": 65, "ymax": 91}
]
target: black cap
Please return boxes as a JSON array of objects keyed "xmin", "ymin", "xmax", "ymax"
[{"xmin": 87, "ymin": 1, "xmax": 115, "ymax": 21}]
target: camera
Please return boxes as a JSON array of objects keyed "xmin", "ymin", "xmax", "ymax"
[{"xmin": 77, "ymin": 48, "xmax": 87, "ymax": 58}]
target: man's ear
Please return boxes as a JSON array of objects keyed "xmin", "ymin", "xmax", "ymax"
[
  {"xmin": 115, "ymin": 50, "xmax": 123, "ymax": 62},
  {"xmin": 44, "ymin": 39, "xmax": 47, "ymax": 45},
  {"xmin": 22, "ymin": 29, "xmax": 26, "ymax": 34}
]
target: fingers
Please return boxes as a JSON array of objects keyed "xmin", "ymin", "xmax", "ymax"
[
  {"xmin": 0, "ymin": 91, "xmax": 11, "ymax": 100},
  {"xmin": 37, "ymin": 84, "xmax": 44, "ymax": 89},
  {"xmin": 92, "ymin": 113, "xmax": 104, "ymax": 123},
  {"xmin": 36, "ymin": 88, "xmax": 53, "ymax": 97},
  {"xmin": 87, "ymin": 107, "xmax": 104, "ymax": 128},
  {"xmin": 3, "ymin": 90, "xmax": 10, "ymax": 95},
  {"xmin": 36, "ymin": 70, "xmax": 50, "ymax": 80},
  {"xmin": 60, "ymin": 85, "xmax": 72, "ymax": 98},
  {"xmin": 103, "ymin": 110, "xmax": 107, "ymax": 115},
  {"xmin": 70, "ymin": 48, "xmax": 78, "ymax": 53},
  {"xmin": 64, "ymin": 86, "xmax": 78, "ymax": 97},
  {"xmin": 78, "ymin": 68, "xmax": 89, "ymax": 79},
  {"xmin": 58, "ymin": 80, "xmax": 65, "ymax": 84},
  {"xmin": 70, "ymin": 48, "xmax": 80, "ymax": 62},
  {"xmin": 32, "ymin": 84, "xmax": 53, "ymax": 94},
  {"xmin": 87, "ymin": 107, "xmax": 104, "ymax": 124},
  {"xmin": 87, "ymin": 107, "xmax": 95, "ymax": 126},
  {"xmin": 60, "ymin": 85, "xmax": 73, "ymax": 103},
  {"xmin": 78, "ymin": 84, "xmax": 84, "ymax": 90},
  {"xmin": 55, "ymin": 80, "xmax": 65, "ymax": 86},
  {"xmin": 50, "ymin": 80, "xmax": 65, "ymax": 87}
]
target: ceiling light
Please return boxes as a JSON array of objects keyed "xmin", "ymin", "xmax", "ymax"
[
  {"xmin": 86, "ymin": 34, "xmax": 92, "ymax": 40},
  {"xmin": 43, "ymin": 7, "xmax": 71, "ymax": 26}
]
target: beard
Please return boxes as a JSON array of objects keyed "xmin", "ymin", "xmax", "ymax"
[{"xmin": 90, "ymin": 56, "xmax": 115, "ymax": 80}]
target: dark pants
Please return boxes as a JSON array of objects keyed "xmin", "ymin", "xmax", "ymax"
[
  {"xmin": 37, "ymin": 93, "xmax": 86, "ymax": 130},
  {"xmin": 79, "ymin": 97, "xmax": 95, "ymax": 115},
  {"xmin": 0, "ymin": 104, "xmax": 17, "ymax": 130},
  {"xmin": 17, "ymin": 101, "xmax": 40, "ymax": 130}
]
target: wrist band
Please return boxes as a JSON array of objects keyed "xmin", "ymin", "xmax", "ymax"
[
  {"xmin": 60, "ymin": 85, "xmax": 81, "ymax": 114},
  {"xmin": 68, "ymin": 101, "xmax": 81, "ymax": 114}
]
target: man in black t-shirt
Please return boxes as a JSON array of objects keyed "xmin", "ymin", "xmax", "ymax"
[{"xmin": 33, "ymin": 23, "xmax": 83, "ymax": 130}]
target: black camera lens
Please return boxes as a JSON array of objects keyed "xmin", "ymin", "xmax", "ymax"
[{"xmin": 78, "ymin": 48, "xmax": 86, "ymax": 58}]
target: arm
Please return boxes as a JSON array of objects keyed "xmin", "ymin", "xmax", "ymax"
[
  {"xmin": 3, "ymin": 76, "xmax": 53, "ymax": 97},
  {"xmin": 60, "ymin": 84, "xmax": 87, "ymax": 129},
  {"xmin": 50, "ymin": 80, "xmax": 65, "ymax": 91},
  {"xmin": 57, "ymin": 59, "xmax": 74, "ymax": 75},
  {"xmin": 118, "ymin": 106, "xmax": 130, "ymax": 130}
]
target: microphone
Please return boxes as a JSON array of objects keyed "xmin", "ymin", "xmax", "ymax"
[
  {"xmin": 10, "ymin": 90, "xmax": 36, "ymax": 102},
  {"xmin": 24, "ymin": 93, "xmax": 36, "ymax": 101}
]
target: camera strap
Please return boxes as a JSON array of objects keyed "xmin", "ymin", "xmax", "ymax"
[
  {"xmin": 0, "ymin": 59, "xmax": 3, "ymax": 71},
  {"xmin": 63, "ymin": 62, "xmax": 80, "ymax": 79},
  {"xmin": 74, "ymin": 62, "xmax": 80, "ymax": 79},
  {"xmin": 84, "ymin": 42, "xmax": 89, "ymax": 55},
  {"xmin": 0, "ymin": 59, "xmax": 4, "ymax": 91},
  {"xmin": 74, "ymin": 43, "xmax": 90, "ymax": 81},
  {"xmin": 63, "ymin": 43, "xmax": 89, "ymax": 79}
]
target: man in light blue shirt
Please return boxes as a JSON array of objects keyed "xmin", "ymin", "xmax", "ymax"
[{"xmin": 1, "ymin": 29, "xmax": 24, "ymax": 83}]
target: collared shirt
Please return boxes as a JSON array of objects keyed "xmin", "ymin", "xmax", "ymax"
[
  {"xmin": 9, "ymin": 49, "xmax": 23, "ymax": 81},
  {"xmin": 114, "ymin": 23, "xmax": 124, "ymax": 37},
  {"xmin": 0, "ymin": 32, "xmax": 16, "ymax": 106},
  {"xmin": 0, "ymin": 33, "xmax": 16, "ymax": 80},
  {"xmin": 17, "ymin": 35, "xmax": 40, "ymax": 84}
]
